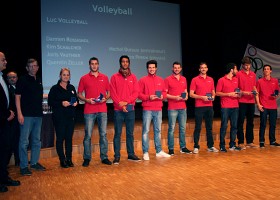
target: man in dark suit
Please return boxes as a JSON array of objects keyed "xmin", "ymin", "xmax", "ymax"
[
  {"xmin": 0, "ymin": 52, "xmax": 20, "ymax": 193},
  {"xmin": 6, "ymin": 71, "xmax": 20, "ymax": 166}
]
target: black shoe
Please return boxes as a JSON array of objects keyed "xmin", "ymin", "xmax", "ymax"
[
  {"xmin": 30, "ymin": 163, "xmax": 46, "ymax": 171},
  {"xmin": 168, "ymin": 149, "xmax": 174, "ymax": 156},
  {"xmin": 113, "ymin": 157, "xmax": 120, "ymax": 165},
  {"xmin": 180, "ymin": 148, "xmax": 193, "ymax": 154},
  {"xmin": 3, "ymin": 178, "xmax": 21, "ymax": 186},
  {"xmin": 0, "ymin": 185, "xmax": 8, "ymax": 193},
  {"xmin": 82, "ymin": 159, "xmax": 90, "ymax": 167},
  {"xmin": 66, "ymin": 160, "xmax": 74, "ymax": 167},
  {"xmin": 60, "ymin": 161, "xmax": 69, "ymax": 168},
  {"xmin": 220, "ymin": 146, "xmax": 227, "ymax": 152},
  {"xmin": 102, "ymin": 158, "xmax": 112, "ymax": 165},
  {"xmin": 20, "ymin": 167, "xmax": 32, "ymax": 176},
  {"xmin": 270, "ymin": 142, "xmax": 280, "ymax": 147},
  {"xmin": 128, "ymin": 155, "xmax": 141, "ymax": 162},
  {"xmin": 260, "ymin": 143, "xmax": 265, "ymax": 148}
]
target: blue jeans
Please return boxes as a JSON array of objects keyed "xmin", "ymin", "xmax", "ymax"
[
  {"xmin": 142, "ymin": 110, "xmax": 163, "ymax": 153},
  {"xmin": 84, "ymin": 113, "xmax": 108, "ymax": 161},
  {"xmin": 219, "ymin": 108, "xmax": 239, "ymax": 148},
  {"xmin": 259, "ymin": 108, "xmax": 277, "ymax": 144},
  {"xmin": 113, "ymin": 110, "xmax": 135, "ymax": 158},
  {"xmin": 19, "ymin": 117, "xmax": 42, "ymax": 169},
  {"xmin": 193, "ymin": 107, "xmax": 214, "ymax": 149},
  {"xmin": 167, "ymin": 109, "xmax": 187, "ymax": 150}
]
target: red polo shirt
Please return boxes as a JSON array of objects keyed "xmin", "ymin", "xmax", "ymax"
[
  {"xmin": 236, "ymin": 70, "xmax": 256, "ymax": 103},
  {"xmin": 138, "ymin": 74, "xmax": 166, "ymax": 111},
  {"xmin": 78, "ymin": 72, "xmax": 109, "ymax": 114},
  {"xmin": 257, "ymin": 77, "xmax": 279, "ymax": 109},
  {"xmin": 164, "ymin": 74, "xmax": 187, "ymax": 110},
  {"xmin": 190, "ymin": 75, "xmax": 214, "ymax": 107},
  {"xmin": 216, "ymin": 75, "xmax": 239, "ymax": 108}
]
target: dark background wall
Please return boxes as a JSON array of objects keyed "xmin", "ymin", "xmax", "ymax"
[{"xmin": 1, "ymin": 1, "xmax": 279, "ymax": 121}]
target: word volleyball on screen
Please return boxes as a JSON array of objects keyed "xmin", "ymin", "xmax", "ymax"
[{"xmin": 41, "ymin": 0, "xmax": 182, "ymax": 96}]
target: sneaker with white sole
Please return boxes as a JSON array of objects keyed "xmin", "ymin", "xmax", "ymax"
[
  {"xmin": 156, "ymin": 151, "xmax": 171, "ymax": 158},
  {"xmin": 180, "ymin": 147, "xmax": 193, "ymax": 154},
  {"xmin": 229, "ymin": 146, "xmax": 241, "ymax": 151},
  {"xmin": 193, "ymin": 148, "xmax": 199, "ymax": 154},
  {"xmin": 143, "ymin": 152, "xmax": 150, "ymax": 161},
  {"xmin": 238, "ymin": 144, "xmax": 246, "ymax": 150},
  {"xmin": 270, "ymin": 142, "xmax": 280, "ymax": 147},
  {"xmin": 207, "ymin": 147, "xmax": 219, "ymax": 152},
  {"xmin": 246, "ymin": 143, "xmax": 259, "ymax": 148}
]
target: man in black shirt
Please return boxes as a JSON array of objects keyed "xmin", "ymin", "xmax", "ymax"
[{"xmin": 15, "ymin": 58, "xmax": 46, "ymax": 176}]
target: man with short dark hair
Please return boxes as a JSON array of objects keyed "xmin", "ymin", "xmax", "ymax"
[
  {"xmin": 110, "ymin": 55, "xmax": 141, "ymax": 164},
  {"xmin": 138, "ymin": 60, "xmax": 170, "ymax": 160},
  {"xmin": 78, "ymin": 57, "xmax": 112, "ymax": 167},
  {"xmin": 236, "ymin": 56, "xmax": 258, "ymax": 149},
  {"xmin": 190, "ymin": 62, "xmax": 219, "ymax": 154},
  {"xmin": 165, "ymin": 61, "xmax": 192, "ymax": 155},
  {"xmin": 216, "ymin": 63, "xmax": 241, "ymax": 152},
  {"xmin": 255, "ymin": 64, "xmax": 280, "ymax": 148}
]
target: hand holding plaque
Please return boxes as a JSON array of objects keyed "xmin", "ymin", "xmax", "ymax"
[{"xmin": 206, "ymin": 93, "xmax": 213, "ymax": 101}]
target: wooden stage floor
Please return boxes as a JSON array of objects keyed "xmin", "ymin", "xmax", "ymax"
[
  {"xmin": 3, "ymin": 143, "xmax": 280, "ymax": 199},
  {"xmin": 2, "ymin": 117, "xmax": 280, "ymax": 199}
]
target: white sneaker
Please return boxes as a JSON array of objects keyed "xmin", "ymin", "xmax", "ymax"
[
  {"xmin": 207, "ymin": 147, "xmax": 219, "ymax": 152},
  {"xmin": 193, "ymin": 148, "xmax": 199, "ymax": 154},
  {"xmin": 156, "ymin": 151, "xmax": 171, "ymax": 158},
  {"xmin": 143, "ymin": 152, "xmax": 150, "ymax": 161}
]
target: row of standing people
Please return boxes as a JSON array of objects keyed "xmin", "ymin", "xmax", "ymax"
[
  {"xmin": 49, "ymin": 54, "xmax": 280, "ymax": 168},
  {"xmin": 1, "ymin": 53, "xmax": 279, "ymax": 193}
]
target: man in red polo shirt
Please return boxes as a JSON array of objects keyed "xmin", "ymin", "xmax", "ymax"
[
  {"xmin": 78, "ymin": 57, "xmax": 112, "ymax": 167},
  {"xmin": 138, "ymin": 60, "xmax": 170, "ymax": 160},
  {"xmin": 165, "ymin": 61, "xmax": 192, "ymax": 155},
  {"xmin": 255, "ymin": 64, "xmax": 280, "ymax": 148},
  {"xmin": 236, "ymin": 56, "xmax": 258, "ymax": 149},
  {"xmin": 190, "ymin": 62, "xmax": 219, "ymax": 154},
  {"xmin": 216, "ymin": 63, "xmax": 241, "ymax": 152}
]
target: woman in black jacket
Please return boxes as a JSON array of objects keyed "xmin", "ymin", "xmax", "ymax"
[{"xmin": 48, "ymin": 68, "xmax": 78, "ymax": 168}]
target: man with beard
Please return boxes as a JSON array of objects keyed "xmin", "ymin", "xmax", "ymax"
[
  {"xmin": 110, "ymin": 55, "xmax": 141, "ymax": 164},
  {"xmin": 78, "ymin": 57, "xmax": 112, "ymax": 167},
  {"xmin": 216, "ymin": 63, "xmax": 241, "ymax": 152},
  {"xmin": 190, "ymin": 62, "xmax": 219, "ymax": 154},
  {"xmin": 165, "ymin": 61, "xmax": 192, "ymax": 155},
  {"xmin": 138, "ymin": 60, "xmax": 170, "ymax": 160}
]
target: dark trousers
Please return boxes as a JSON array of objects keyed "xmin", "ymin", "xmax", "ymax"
[
  {"xmin": 259, "ymin": 108, "xmax": 277, "ymax": 144},
  {"xmin": 53, "ymin": 116, "xmax": 75, "ymax": 161},
  {"xmin": 193, "ymin": 107, "xmax": 214, "ymax": 149},
  {"xmin": 237, "ymin": 103, "xmax": 255, "ymax": 144},
  {"xmin": 0, "ymin": 121, "xmax": 11, "ymax": 183},
  {"xmin": 7, "ymin": 119, "xmax": 20, "ymax": 165}
]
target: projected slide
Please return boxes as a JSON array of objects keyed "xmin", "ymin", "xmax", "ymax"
[{"xmin": 41, "ymin": 0, "xmax": 182, "ymax": 94}]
